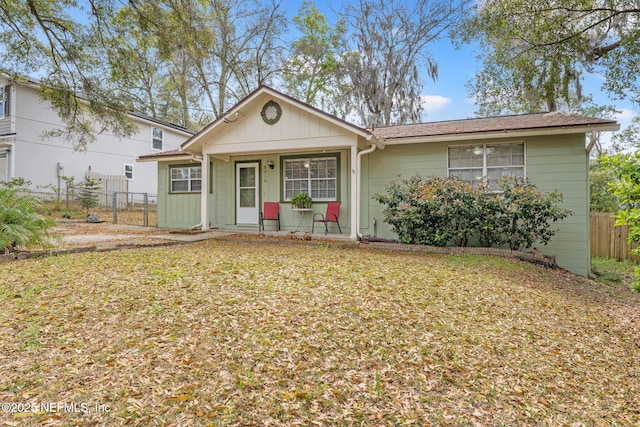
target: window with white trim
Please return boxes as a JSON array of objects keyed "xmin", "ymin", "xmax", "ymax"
[
  {"xmin": 283, "ymin": 156, "xmax": 337, "ymax": 201},
  {"xmin": 0, "ymin": 86, "xmax": 9, "ymax": 117},
  {"xmin": 124, "ymin": 163, "xmax": 134, "ymax": 180},
  {"xmin": 170, "ymin": 165, "xmax": 201, "ymax": 192},
  {"xmin": 448, "ymin": 142, "xmax": 525, "ymax": 190},
  {"xmin": 152, "ymin": 127, "xmax": 163, "ymax": 151},
  {"xmin": 0, "ymin": 151, "xmax": 9, "ymax": 182}
]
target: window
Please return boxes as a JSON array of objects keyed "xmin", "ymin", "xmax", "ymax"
[
  {"xmin": 448, "ymin": 142, "xmax": 525, "ymax": 190},
  {"xmin": 170, "ymin": 165, "xmax": 201, "ymax": 192},
  {"xmin": 0, "ymin": 151, "xmax": 9, "ymax": 182},
  {"xmin": 283, "ymin": 156, "xmax": 337, "ymax": 201},
  {"xmin": 152, "ymin": 127, "xmax": 163, "ymax": 151},
  {"xmin": 0, "ymin": 86, "xmax": 9, "ymax": 117},
  {"xmin": 124, "ymin": 164, "xmax": 134, "ymax": 180}
]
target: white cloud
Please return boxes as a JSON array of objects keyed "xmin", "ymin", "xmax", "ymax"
[
  {"xmin": 421, "ymin": 95, "xmax": 452, "ymax": 114},
  {"xmin": 614, "ymin": 108, "xmax": 636, "ymax": 123}
]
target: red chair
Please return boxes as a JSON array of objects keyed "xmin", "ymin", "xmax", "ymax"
[
  {"xmin": 312, "ymin": 202, "xmax": 342, "ymax": 235},
  {"xmin": 259, "ymin": 202, "xmax": 280, "ymax": 231}
]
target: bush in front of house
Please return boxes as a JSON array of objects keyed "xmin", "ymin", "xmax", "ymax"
[
  {"xmin": 373, "ymin": 176, "xmax": 450, "ymax": 246},
  {"xmin": 495, "ymin": 177, "xmax": 573, "ymax": 250},
  {"xmin": 0, "ymin": 179, "xmax": 57, "ymax": 252},
  {"xmin": 374, "ymin": 176, "xmax": 572, "ymax": 250}
]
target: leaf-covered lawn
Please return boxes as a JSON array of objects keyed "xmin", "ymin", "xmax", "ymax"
[{"xmin": 0, "ymin": 241, "xmax": 639, "ymax": 426}]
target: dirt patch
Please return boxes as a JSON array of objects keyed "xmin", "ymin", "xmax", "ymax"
[{"xmin": 52, "ymin": 220, "xmax": 173, "ymax": 250}]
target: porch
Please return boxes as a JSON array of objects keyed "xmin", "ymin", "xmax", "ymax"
[{"xmin": 140, "ymin": 85, "xmax": 384, "ymax": 239}]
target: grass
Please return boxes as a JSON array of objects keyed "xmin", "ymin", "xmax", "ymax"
[
  {"xmin": 0, "ymin": 242, "xmax": 639, "ymax": 425},
  {"xmin": 592, "ymin": 257, "xmax": 637, "ymax": 290}
]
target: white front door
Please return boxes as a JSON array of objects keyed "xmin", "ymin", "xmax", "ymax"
[{"xmin": 236, "ymin": 162, "xmax": 259, "ymax": 225}]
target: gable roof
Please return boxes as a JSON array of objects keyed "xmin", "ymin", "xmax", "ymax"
[
  {"xmin": 371, "ymin": 112, "xmax": 619, "ymax": 142},
  {"xmin": 180, "ymin": 85, "xmax": 380, "ymax": 153}
]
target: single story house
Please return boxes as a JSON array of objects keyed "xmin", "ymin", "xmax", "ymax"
[
  {"xmin": 0, "ymin": 76, "xmax": 194, "ymax": 197},
  {"xmin": 138, "ymin": 85, "xmax": 619, "ymax": 276}
]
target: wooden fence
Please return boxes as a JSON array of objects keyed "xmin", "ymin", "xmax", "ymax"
[
  {"xmin": 86, "ymin": 170, "xmax": 128, "ymax": 208},
  {"xmin": 591, "ymin": 212, "xmax": 639, "ymax": 262}
]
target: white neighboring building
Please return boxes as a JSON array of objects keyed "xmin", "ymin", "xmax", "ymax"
[{"xmin": 0, "ymin": 77, "xmax": 194, "ymax": 197}]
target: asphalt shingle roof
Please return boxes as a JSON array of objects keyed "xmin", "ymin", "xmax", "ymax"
[{"xmin": 369, "ymin": 112, "xmax": 618, "ymax": 140}]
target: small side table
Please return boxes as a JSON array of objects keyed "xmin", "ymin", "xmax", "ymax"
[{"xmin": 291, "ymin": 208, "xmax": 313, "ymax": 231}]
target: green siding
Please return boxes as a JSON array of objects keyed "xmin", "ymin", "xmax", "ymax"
[
  {"xmin": 526, "ymin": 134, "xmax": 589, "ymax": 276},
  {"xmin": 206, "ymin": 151, "xmax": 352, "ymax": 233},
  {"xmin": 362, "ymin": 134, "xmax": 590, "ymax": 276},
  {"xmin": 157, "ymin": 162, "xmax": 201, "ymax": 228}
]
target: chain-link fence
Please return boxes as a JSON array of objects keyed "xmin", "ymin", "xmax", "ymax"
[
  {"xmin": 110, "ymin": 192, "xmax": 156, "ymax": 226},
  {"xmin": 31, "ymin": 189, "xmax": 157, "ymax": 227}
]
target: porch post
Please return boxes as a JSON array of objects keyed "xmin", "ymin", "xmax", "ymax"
[
  {"xmin": 350, "ymin": 145, "xmax": 358, "ymax": 241},
  {"xmin": 200, "ymin": 153, "xmax": 210, "ymax": 231}
]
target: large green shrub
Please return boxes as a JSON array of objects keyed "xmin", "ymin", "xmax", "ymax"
[
  {"xmin": 602, "ymin": 153, "xmax": 640, "ymax": 291},
  {"xmin": 374, "ymin": 176, "xmax": 572, "ymax": 250},
  {"xmin": 0, "ymin": 180, "xmax": 57, "ymax": 252},
  {"xmin": 374, "ymin": 176, "xmax": 452, "ymax": 245},
  {"xmin": 494, "ymin": 178, "xmax": 573, "ymax": 250}
]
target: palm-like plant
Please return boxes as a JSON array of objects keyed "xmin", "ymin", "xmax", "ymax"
[{"xmin": 0, "ymin": 182, "xmax": 57, "ymax": 253}]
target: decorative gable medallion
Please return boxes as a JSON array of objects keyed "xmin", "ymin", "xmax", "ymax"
[{"xmin": 261, "ymin": 100, "xmax": 282, "ymax": 125}]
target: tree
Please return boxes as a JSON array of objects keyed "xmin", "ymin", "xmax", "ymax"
[
  {"xmin": 0, "ymin": 0, "xmax": 138, "ymax": 150},
  {"xmin": 1, "ymin": 0, "xmax": 288, "ymax": 141},
  {"xmin": 580, "ymin": 100, "xmax": 620, "ymax": 157},
  {"xmin": 602, "ymin": 153, "xmax": 640, "ymax": 291},
  {"xmin": 107, "ymin": 0, "xmax": 287, "ymax": 127},
  {"xmin": 611, "ymin": 116, "xmax": 640, "ymax": 153},
  {"xmin": 77, "ymin": 177, "xmax": 101, "ymax": 214},
  {"xmin": 283, "ymin": 2, "xmax": 345, "ymax": 111},
  {"xmin": 0, "ymin": 179, "xmax": 56, "ymax": 252},
  {"xmin": 337, "ymin": 0, "xmax": 471, "ymax": 127},
  {"xmin": 457, "ymin": 0, "xmax": 640, "ymax": 116},
  {"xmin": 590, "ymin": 158, "xmax": 620, "ymax": 212}
]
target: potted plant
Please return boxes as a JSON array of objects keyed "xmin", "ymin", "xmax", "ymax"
[{"xmin": 290, "ymin": 192, "xmax": 312, "ymax": 209}]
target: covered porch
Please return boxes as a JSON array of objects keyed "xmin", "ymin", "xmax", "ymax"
[
  {"xmin": 185, "ymin": 87, "xmax": 383, "ymax": 240},
  {"xmin": 140, "ymin": 85, "xmax": 384, "ymax": 238},
  {"xmin": 199, "ymin": 145, "xmax": 367, "ymax": 240}
]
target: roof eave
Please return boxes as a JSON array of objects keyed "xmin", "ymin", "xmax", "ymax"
[
  {"xmin": 127, "ymin": 113, "xmax": 195, "ymax": 136},
  {"xmin": 382, "ymin": 123, "xmax": 621, "ymax": 145},
  {"xmin": 137, "ymin": 154, "xmax": 194, "ymax": 163}
]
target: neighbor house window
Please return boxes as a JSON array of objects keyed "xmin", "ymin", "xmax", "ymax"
[
  {"xmin": 283, "ymin": 155, "xmax": 337, "ymax": 201},
  {"xmin": 0, "ymin": 86, "xmax": 9, "ymax": 117},
  {"xmin": 124, "ymin": 164, "xmax": 134, "ymax": 180},
  {"xmin": 0, "ymin": 151, "xmax": 9, "ymax": 181},
  {"xmin": 448, "ymin": 142, "xmax": 525, "ymax": 189},
  {"xmin": 170, "ymin": 165, "xmax": 201, "ymax": 192},
  {"xmin": 152, "ymin": 127, "xmax": 163, "ymax": 151}
]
